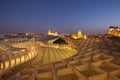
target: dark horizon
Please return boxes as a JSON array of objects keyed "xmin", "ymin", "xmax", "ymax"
[{"xmin": 0, "ymin": 0, "xmax": 120, "ymax": 34}]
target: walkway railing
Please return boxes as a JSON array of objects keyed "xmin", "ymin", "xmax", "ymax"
[{"xmin": 0, "ymin": 47, "xmax": 39, "ymax": 76}]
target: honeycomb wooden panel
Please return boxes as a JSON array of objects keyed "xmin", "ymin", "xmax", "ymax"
[{"xmin": 1, "ymin": 36, "xmax": 120, "ymax": 80}]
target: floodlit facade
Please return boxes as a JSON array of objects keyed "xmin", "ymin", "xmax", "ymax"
[
  {"xmin": 48, "ymin": 29, "xmax": 59, "ymax": 36},
  {"xmin": 71, "ymin": 29, "xmax": 87, "ymax": 39},
  {"xmin": 26, "ymin": 32, "xmax": 35, "ymax": 36},
  {"xmin": 107, "ymin": 26, "xmax": 120, "ymax": 37}
]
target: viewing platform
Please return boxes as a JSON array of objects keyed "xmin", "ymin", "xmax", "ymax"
[{"xmin": 0, "ymin": 33, "xmax": 120, "ymax": 80}]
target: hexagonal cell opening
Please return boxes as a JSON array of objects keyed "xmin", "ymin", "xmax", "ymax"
[
  {"xmin": 35, "ymin": 72, "xmax": 52, "ymax": 80},
  {"xmin": 37, "ymin": 68, "xmax": 50, "ymax": 73},
  {"xmin": 99, "ymin": 55, "xmax": 109, "ymax": 60},
  {"xmin": 55, "ymin": 63, "xmax": 68, "ymax": 70},
  {"xmin": 94, "ymin": 54, "xmax": 113, "ymax": 61},
  {"xmin": 83, "ymin": 58, "xmax": 100, "ymax": 63},
  {"xmin": 76, "ymin": 65, "xmax": 101, "ymax": 77},
  {"xmin": 59, "ymin": 74, "xmax": 78, "ymax": 80},
  {"xmin": 16, "ymin": 75, "xmax": 30, "ymax": 80},
  {"xmin": 110, "ymin": 58, "xmax": 120, "ymax": 65},
  {"xmin": 80, "ymin": 57, "xmax": 100, "ymax": 64},
  {"xmin": 111, "ymin": 70, "xmax": 120, "ymax": 80},
  {"xmin": 80, "ymin": 69, "xmax": 100, "ymax": 77},
  {"xmin": 57, "ymin": 68, "xmax": 79, "ymax": 80},
  {"xmin": 69, "ymin": 60, "xmax": 82, "ymax": 67},
  {"xmin": 21, "ymin": 68, "xmax": 35, "ymax": 75},
  {"xmin": 94, "ymin": 62, "xmax": 119, "ymax": 73}
]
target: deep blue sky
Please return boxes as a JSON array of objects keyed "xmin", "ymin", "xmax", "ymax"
[{"xmin": 0, "ymin": 0, "xmax": 120, "ymax": 34}]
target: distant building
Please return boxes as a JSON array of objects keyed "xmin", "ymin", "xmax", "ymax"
[
  {"xmin": 71, "ymin": 29, "xmax": 87, "ymax": 40},
  {"xmin": 4, "ymin": 32, "xmax": 18, "ymax": 37},
  {"xmin": 0, "ymin": 34, "xmax": 5, "ymax": 39},
  {"xmin": 26, "ymin": 32, "xmax": 35, "ymax": 36},
  {"xmin": 107, "ymin": 26, "xmax": 120, "ymax": 37},
  {"xmin": 47, "ymin": 29, "xmax": 59, "ymax": 36}
]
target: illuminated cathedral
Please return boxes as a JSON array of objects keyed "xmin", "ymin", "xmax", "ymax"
[
  {"xmin": 71, "ymin": 29, "xmax": 87, "ymax": 40},
  {"xmin": 107, "ymin": 26, "xmax": 120, "ymax": 37},
  {"xmin": 48, "ymin": 29, "xmax": 59, "ymax": 36}
]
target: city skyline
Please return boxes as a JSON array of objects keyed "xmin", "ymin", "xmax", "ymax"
[{"xmin": 0, "ymin": 0, "xmax": 120, "ymax": 34}]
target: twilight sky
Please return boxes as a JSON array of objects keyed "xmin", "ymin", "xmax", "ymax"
[{"xmin": 0, "ymin": 0, "xmax": 120, "ymax": 34}]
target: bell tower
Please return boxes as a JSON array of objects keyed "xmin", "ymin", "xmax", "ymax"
[
  {"xmin": 77, "ymin": 29, "xmax": 83, "ymax": 38},
  {"xmin": 48, "ymin": 29, "xmax": 51, "ymax": 35}
]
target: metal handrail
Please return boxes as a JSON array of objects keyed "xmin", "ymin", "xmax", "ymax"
[{"xmin": 0, "ymin": 47, "xmax": 39, "ymax": 76}]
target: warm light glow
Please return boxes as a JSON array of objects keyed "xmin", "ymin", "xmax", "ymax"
[
  {"xmin": 71, "ymin": 29, "xmax": 87, "ymax": 39},
  {"xmin": 48, "ymin": 29, "xmax": 59, "ymax": 36},
  {"xmin": 108, "ymin": 27, "xmax": 120, "ymax": 37},
  {"xmin": 77, "ymin": 29, "xmax": 83, "ymax": 38},
  {"xmin": 83, "ymin": 35, "xmax": 87, "ymax": 40},
  {"xmin": 109, "ymin": 28, "xmax": 113, "ymax": 31},
  {"xmin": 71, "ymin": 34, "xmax": 78, "ymax": 39}
]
